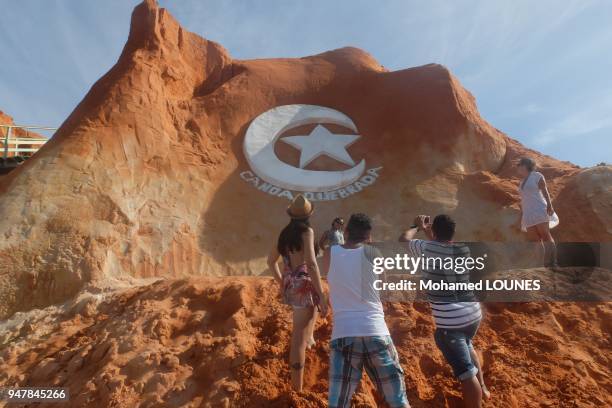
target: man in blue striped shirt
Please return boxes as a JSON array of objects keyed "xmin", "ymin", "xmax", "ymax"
[{"xmin": 399, "ymin": 214, "xmax": 490, "ymax": 408}]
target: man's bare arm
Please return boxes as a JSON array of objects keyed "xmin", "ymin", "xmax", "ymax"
[
  {"xmin": 322, "ymin": 247, "xmax": 331, "ymax": 277},
  {"xmin": 318, "ymin": 231, "xmax": 329, "ymax": 250},
  {"xmin": 400, "ymin": 215, "xmax": 434, "ymax": 241},
  {"xmin": 399, "ymin": 226, "xmax": 418, "ymax": 242}
]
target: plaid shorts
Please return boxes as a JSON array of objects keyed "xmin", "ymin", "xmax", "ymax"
[{"xmin": 329, "ymin": 336, "xmax": 409, "ymax": 408}]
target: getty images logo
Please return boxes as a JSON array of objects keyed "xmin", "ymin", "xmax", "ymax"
[{"xmin": 240, "ymin": 104, "xmax": 382, "ymax": 201}]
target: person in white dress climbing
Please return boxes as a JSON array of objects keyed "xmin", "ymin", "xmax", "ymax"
[{"xmin": 517, "ymin": 157, "xmax": 559, "ymax": 267}]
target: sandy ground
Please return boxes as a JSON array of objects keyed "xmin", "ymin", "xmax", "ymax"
[{"xmin": 1, "ymin": 276, "xmax": 610, "ymax": 408}]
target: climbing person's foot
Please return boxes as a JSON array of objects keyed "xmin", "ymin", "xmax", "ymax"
[
  {"xmin": 482, "ymin": 385, "xmax": 491, "ymax": 400},
  {"xmin": 306, "ymin": 337, "xmax": 316, "ymax": 349}
]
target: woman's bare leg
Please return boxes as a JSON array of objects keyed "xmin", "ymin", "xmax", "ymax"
[
  {"xmin": 469, "ymin": 347, "xmax": 490, "ymax": 400},
  {"xmin": 461, "ymin": 376, "xmax": 483, "ymax": 408},
  {"xmin": 290, "ymin": 306, "xmax": 315, "ymax": 391},
  {"xmin": 535, "ymin": 223, "xmax": 556, "ymax": 267},
  {"xmin": 526, "ymin": 226, "xmax": 544, "ymax": 266},
  {"xmin": 306, "ymin": 308, "xmax": 318, "ymax": 349}
]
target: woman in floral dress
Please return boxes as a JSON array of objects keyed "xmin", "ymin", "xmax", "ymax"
[{"xmin": 267, "ymin": 194, "xmax": 328, "ymax": 392}]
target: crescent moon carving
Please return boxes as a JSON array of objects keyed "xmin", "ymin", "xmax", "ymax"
[{"xmin": 243, "ymin": 104, "xmax": 366, "ymax": 193}]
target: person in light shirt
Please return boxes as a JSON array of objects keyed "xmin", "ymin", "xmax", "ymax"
[
  {"xmin": 516, "ymin": 157, "xmax": 559, "ymax": 267},
  {"xmin": 323, "ymin": 213, "xmax": 410, "ymax": 408},
  {"xmin": 319, "ymin": 217, "xmax": 345, "ymax": 250}
]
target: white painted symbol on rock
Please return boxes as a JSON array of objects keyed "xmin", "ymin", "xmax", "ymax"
[
  {"xmin": 282, "ymin": 124, "xmax": 360, "ymax": 168},
  {"xmin": 243, "ymin": 104, "xmax": 366, "ymax": 192}
]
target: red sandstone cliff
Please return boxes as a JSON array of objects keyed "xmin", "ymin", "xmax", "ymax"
[{"xmin": 0, "ymin": 0, "xmax": 610, "ymax": 320}]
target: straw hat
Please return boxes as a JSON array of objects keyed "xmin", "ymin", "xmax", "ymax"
[{"xmin": 287, "ymin": 194, "xmax": 314, "ymax": 219}]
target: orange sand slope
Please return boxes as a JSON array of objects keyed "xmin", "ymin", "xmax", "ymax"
[
  {"xmin": 0, "ymin": 0, "xmax": 611, "ymax": 320},
  {"xmin": 0, "ymin": 276, "xmax": 610, "ymax": 408}
]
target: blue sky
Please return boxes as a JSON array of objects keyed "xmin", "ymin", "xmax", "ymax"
[{"xmin": 1, "ymin": 0, "xmax": 610, "ymax": 167}]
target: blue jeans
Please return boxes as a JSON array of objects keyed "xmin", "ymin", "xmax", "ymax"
[{"xmin": 434, "ymin": 321, "xmax": 481, "ymax": 381}]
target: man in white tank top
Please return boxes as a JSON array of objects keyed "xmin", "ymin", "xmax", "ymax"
[{"xmin": 323, "ymin": 213, "xmax": 410, "ymax": 408}]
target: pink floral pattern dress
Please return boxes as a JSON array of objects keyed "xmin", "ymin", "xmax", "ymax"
[{"xmin": 281, "ymin": 256, "xmax": 320, "ymax": 308}]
